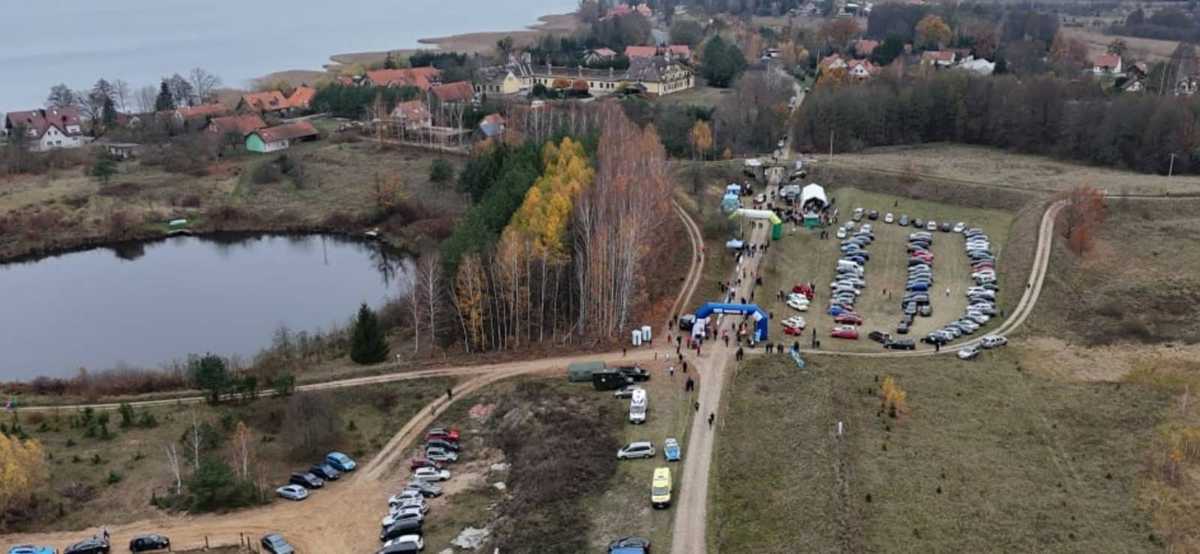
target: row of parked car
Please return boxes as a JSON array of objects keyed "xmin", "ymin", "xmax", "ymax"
[
  {"xmin": 854, "ymin": 206, "xmax": 969, "ymax": 236},
  {"xmin": 781, "ymin": 283, "xmax": 813, "ymax": 336},
  {"xmin": 827, "ymin": 221, "xmax": 875, "ymax": 340},
  {"xmin": 10, "ymin": 531, "xmax": 280, "ymax": 554},
  {"xmin": 894, "ymin": 230, "xmax": 938, "ymax": 337},
  {"xmin": 376, "ymin": 426, "xmax": 463, "ymax": 553},
  {"xmin": 276, "ymin": 451, "xmax": 358, "ymax": 503},
  {"xmin": 922, "ymin": 226, "xmax": 1000, "ymax": 347}
]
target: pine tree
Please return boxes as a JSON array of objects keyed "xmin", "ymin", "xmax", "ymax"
[
  {"xmin": 350, "ymin": 303, "xmax": 389, "ymax": 364},
  {"xmin": 154, "ymin": 81, "xmax": 175, "ymax": 112}
]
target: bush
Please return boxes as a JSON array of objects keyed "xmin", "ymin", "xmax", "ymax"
[
  {"xmin": 187, "ymin": 457, "xmax": 263, "ymax": 512},
  {"xmin": 107, "ymin": 471, "xmax": 122, "ymax": 485},
  {"xmin": 430, "ymin": 159, "xmax": 454, "ymax": 183},
  {"xmin": 251, "ymin": 160, "xmax": 282, "ymax": 184}
]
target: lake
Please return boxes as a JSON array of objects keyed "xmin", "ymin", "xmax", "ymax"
[
  {"xmin": 0, "ymin": 234, "xmax": 410, "ymax": 381},
  {"xmin": 0, "ymin": 0, "xmax": 577, "ymax": 109}
]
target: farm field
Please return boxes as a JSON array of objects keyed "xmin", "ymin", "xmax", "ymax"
[
  {"xmin": 711, "ymin": 352, "xmax": 1169, "ymax": 553},
  {"xmin": 755, "ymin": 187, "xmax": 1014, "ymax": 352},
  {"xmin": 819, "ymin": 144, "xmax": 1200, "ymax": 196}
]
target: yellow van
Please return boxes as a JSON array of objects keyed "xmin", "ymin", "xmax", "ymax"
[{"xmin": 651, "ymin": 467, "xmax": 672, "ymax": 509}]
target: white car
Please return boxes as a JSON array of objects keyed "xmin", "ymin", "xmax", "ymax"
[
  {"xmin": 276, "ymin": 484, "xmax": 308, "ymax": 501},
  {"xmin": 782, "ymin": 316, "xmax": 806, "ymax": 329},
  {"xmin": 617, "ymin": 441, "xmax": 656, "ymax": 460},
  {"xmin": 383, "ymin": 535, "xmax": 424, "ymax": 551},
  {"xmin": 860, "ymin": 224, "xmax": 873, "ymax": 233},
  {"xmin": 425, "ymin": 447, "xmax": 458, "ymax": 463},
  {"xmin": 980, "ymin": 335, "xmax": 1008, "ymax": 349},
  {"xmin": 411, "ymin": 467, "xmax": 451, "ymax": 482},
  {"xmin": 787, "ymin": 297, "xmax": 810, "ymax": 311},
  {"xmin": 382, "ymin": 506, "xmax": 424, "ymax": 528},
  {"xmin": 836, "ymin": 228, "xmax": 847, "ymax": 239},
  {"xmin": 884, "ymin": 212, "xmax": 895, "ymax": 224},
  {"xmin": 388, "ymin": 489, "xmax": 422, "ymax": 507},
  {"xmin": 953, "ymin": 222, "xmax": 966, "ymax": 233},
  {"xmin": 926, "ymin": 220, "xmax": 938, "ymax": 231},
  {"xmin": 957, "ymin": 346, "xmax": 980, "ymax": 360},
  {"xmin": 392, "ymin": 496, "xmax": 429, "ymax": 514}
]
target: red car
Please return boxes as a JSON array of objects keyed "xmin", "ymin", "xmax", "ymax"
[
  {"xmin": 784, "ymin": 325, "xmax": 805, "ymax": 336},
  {"xmin": 834, "ymin": 312, "xmax": 864, "ymax": 325},
  {"xmin": 792, "ymin": 284, "xmax": 814, "ymax": 300},
  {"xmin": 410, "ymin": 457, "xmax": 444, "ymax": 471},
  {"xmin": 426, "ymin": 426, "xmax": 461, "ymax": 443},
  {"xmin": 830, "ymin": 326, "xmax": 859, "ymax": 340},
  {"xmin": 911, "ymin": 252, "xmax": 934, "ymax": 262}
]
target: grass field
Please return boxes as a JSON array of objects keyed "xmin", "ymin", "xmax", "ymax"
[
  {"xmin": 819, "ymin": 144, "xmax": 1200, "ymax": 196},
  {"xmin": 755, "ymin": 187, "xmax": 1014, "ymax": 351},
  {"xmin": 712, "ymin": 352, "xmax": 1170, "ymax": 553},
  {"xmin": 10, "ymin": 377, "xmax": 453, "ymax": 533},
  {"xmin": 657, "ymin": 85, "xmax": 734, "ymax": 108},
  {"xmin": 426, "ymin": 363, "xmax": 693, "ymax": 553}
]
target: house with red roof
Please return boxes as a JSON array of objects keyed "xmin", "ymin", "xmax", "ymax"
[
  {"xmin": 171, "ymin": 103, "xmax": 231, "ymax": 130},
  {"xmin": 391, "ymin": 100, "xmax": 432, "ymax": 129},
  {"xmin": 237, "ymin": 91, "xmax": 290, "ymax": 114},
  {"xmin": 3, "ymin": 107, "xmax": 85, "ymax": 151},
  {"xmin": 431, "ymin": 81, "xmax": 476, "ymax": 104},
  {"xmin": 853, "ymin": 39, "xmax": 879, "ymax": 58},
  {"xmin": 204, "ymin": 114, "xmax": 268, "ymax": 138},
  {"xmin": 245, "ymin": 120, "xmax": 320, "ymax": 153},
  {"xmin": 366, "ymin": 67, "xmax": 442, "ymax": 91},
  {"xmin": 1092, "ymin": 53, "xmax": 1123, "ymax": 75},
  {"xmin": 626, "ymin": 45, "xmax": 692, "ymax": 62},
  {"xmin": 286, "ymin": 86, "xmax": 317, "ymax": 111},
  {"xmin": 847, "ymin": 59, "xmax": 881, "ymax": 80}
]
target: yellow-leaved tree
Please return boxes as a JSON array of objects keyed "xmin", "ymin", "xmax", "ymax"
[
  {"xmin": 504, "ymin": 137, "xmax": 594, "ymax": 258},
  {"xmin": 0, "ymin": 434, "xmax": 49, "ymax": 519},
  {"xmin": 880, "ymin": 376, "xmax": 909, "ymax": 419}
]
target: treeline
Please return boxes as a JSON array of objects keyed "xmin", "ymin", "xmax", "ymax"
[
  {"xmin": 1110, "ymin": 7, "xmax": 1200, "ymax": 42},
  {"xmin": 795, "ymin": 72, "xmax": 1200, "ymax": 175},
  {"xmin": 312, "ymin": 84, "xmax": 420, "ymax": 118}
]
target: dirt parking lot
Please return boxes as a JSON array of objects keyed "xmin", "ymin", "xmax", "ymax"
[{"xmin": 755, "ymin": 188, "xmax": 1013, "ymax": 351}]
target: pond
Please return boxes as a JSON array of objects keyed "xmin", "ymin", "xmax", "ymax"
[{"xmin": 0, "ymin": 234, "xmax": 410, "ymax": 381}]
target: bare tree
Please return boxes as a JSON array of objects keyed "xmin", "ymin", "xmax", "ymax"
[
  {"xmin": 166, "ymin": 74, "xmax": 195, "ymax": 107},
  {"xmin": 163, "ymin": 443, "xmax": 183, "ymax": 495},
  {"xmin": 281, "ymin": 393, "xmax": 341, "ymax": 460},
  {"xmin": 188, "ymin": 410, "xmax": 201, "ymax": 471},
  {"xmin": 135, "ymin": 85, "xmax": 158, "ymax": 113},
  {"xmin": 403, "ymin": 269, "xmax": 422, "ymax": 353},
  {"xmin": 188, "ymin": 68, "xmax": 222, "ymax": 103},
  {"xmin": 112, "ymin": 79, "xmax": 131, "ymax": 112},
  {"xmin": 232, "ymin": 421, "xmax": 253, "ymax": 479},
  {"xmin": 417, "ymin": 253, "xmax": 444, "ymax": 349}
]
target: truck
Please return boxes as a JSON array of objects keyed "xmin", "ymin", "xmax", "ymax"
[
  {"xmin": 568, "ymin": 360, "xmax": 607, "ymax": 383},
  {"xmin": 629, "ymin": 388, "xmax": 648, "ymax": 424},
  {"xmin": 592, "ymin": 369, "xmax": 631, "ymax": 391}
]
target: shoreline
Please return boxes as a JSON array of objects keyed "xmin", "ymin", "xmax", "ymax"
[{"xmin": 256, "ymin": 12, "xmax": 578, "ymax": 88}]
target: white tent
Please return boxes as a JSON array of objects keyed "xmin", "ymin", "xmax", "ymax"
[{"xmin": 801, "ymin": 183, "xmax": 828, "ymax": 208}]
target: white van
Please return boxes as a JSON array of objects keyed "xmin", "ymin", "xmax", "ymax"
[
  {"xmin": 629, "ymin": 389, "xmax": 648, "ymax": 424},
  {"xmin": 837, "ymin": 260, "xmax": 863, "ymax": 274}
]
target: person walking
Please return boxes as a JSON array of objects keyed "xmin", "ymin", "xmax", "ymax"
[
  {"xmin": 446, "ymin": 387, "xmax": 453, "ymax": 400},
  {"xmin": 708, "ymin": 412, "xmax": 715, "ymax": 428},
  {"xmin": 694, "ymin": 401, "xmax": 700, "ymax": 412},
  {"xmin": 669, "ymin": 366, "xmax": 676, "ymax": 378}
]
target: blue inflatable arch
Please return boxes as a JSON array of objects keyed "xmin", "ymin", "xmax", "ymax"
[{"xmin": 693, "ymin": 302, "xmax": 770, "ymax": 341}]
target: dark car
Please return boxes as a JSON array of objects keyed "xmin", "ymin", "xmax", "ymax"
[
  {"xmin": 867, "ymin": 210, "xmax": 879, "ymax": 220},
  {"xmin": 902, "ymin": 303, "xmax": 917, "ymax": 316},
  {"xmin": 64, "ymin": 537, "xmax": 109, "ymax": 554},
  {"xmin": 261, "ymin": 533, "xmax": 294, "ymax": 554},
  {"xmin": 616, "ymin": 366, "xmax": 651, "ymax": 382},
  {"xmin": 289, "ymin": 472, "xmax": 324, "ymax": 489},
  {"xmin": 913, "ymin": 218, "xmax": 925, "ymax": 228},
  {"xmin": 940, "ymin": 221, "xmax": 953, "ymax": 232},
  {"xmin": 381, "ymin": 519, "xmax": 424, "ymax": 542},
  {"xmin": 310, "ymin": 463, "xmax": 341, "ymax": 481},
  {"xmin": 378, "ymin": 541, "xmax": 422, "ymax": 554},
  {"xmin": 129, "ymin": 534, "xmax": 170, "ymax": 552},
  {"xmin": 678, "ymin": 314, "xmax": 696, "ymax": 331},
  {"xmin": 895, "ymin": 321, "xmax": 910, "ymax": 334},
  {"xmin": 609, "ymin": 536, "xmax": 651, "ymax": 553},
  {"xmin": 425, "ymin": 439, "xmax": 460, "ymax": 452},
  {"xmin": 867, "ymin": 330, "xmax": 891, "ymax": 344},
  {"xmin": 922, "ymin": 333, "xmax": 950, "ymax": 345},
  {"xmin": 885, "ymin": 339, "xmax": 916, "ymax": 350}
]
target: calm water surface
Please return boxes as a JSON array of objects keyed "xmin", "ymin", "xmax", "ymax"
[
  {"xmin": 0, "ymin": 0, "xmax": 576, "ymax": 109},
  {"xmin": 0, "ymin": 235, "xmax": 409, "ymax": 380}
]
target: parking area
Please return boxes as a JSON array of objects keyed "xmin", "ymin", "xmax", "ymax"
[{"xmin": 758, "ymin": 187, "xmax": 1014, "ymax": 352}]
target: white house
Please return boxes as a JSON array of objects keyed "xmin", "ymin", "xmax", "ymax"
[{"xmin": 3, "ymin": 108, "xmax": 85, "ymax": 151}]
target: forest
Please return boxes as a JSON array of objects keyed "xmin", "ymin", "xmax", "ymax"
[{"xmin": 795, "ymin": 71, "xmax": 1200, "ymax": 175}]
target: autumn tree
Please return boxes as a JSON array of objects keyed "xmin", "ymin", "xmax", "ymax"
[
  {"xmin": 0, "ymin": 434, "xmax": 48, "ymax": 518},
  {"xmin": 689, "ymin": 120, "xmax": 713, "ymax": 160},
  {"xmin": 879, "ymin": 376, "xmax": 908, "ymax": 418},
  {"xmin": 1058, "ymin": 185, "xmax": 1107, "ymax": 255},
  {"xmin": 1050, "ymin": 32, "xmax": 1090, "ymax": 69},
  {"xmin": 821, "ymin": 18, "xmax": 862, "ymax": 48},
  {"xmin": 915, "ymin": 15, "xmax": 952, "ymax": 49},
  {"xmin": 231, "ymin": 421, "xmax": 254, "ymax": 480}
]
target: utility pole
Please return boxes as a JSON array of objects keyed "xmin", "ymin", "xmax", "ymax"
[{"xmin": 1169, "ymin": 152, "xmax": 1177, "ymax": 177}]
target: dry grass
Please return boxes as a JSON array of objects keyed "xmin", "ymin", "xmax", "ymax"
[
  {"xmin": 1062, "ymin": 27, "xmax": 1180, "ymax": 64},
  {"xmin": 8, "ymin": 378, "xmax": 452, "ymax": 533},
  {"xmin": 713, "ymin": 352, "xmax": 1170, "ymax": 553},
  {"xmin": 817, "ymin": 144, "xmax": 1200, "ymax": 196}
]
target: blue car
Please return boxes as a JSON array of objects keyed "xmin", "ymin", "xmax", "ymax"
[
  {"xmin": 325, "ymin": 451, "xmax": 356, "ymax": 472},
  {"xmin": 664, "ymin": 438, "xmax": 681, "ymax": 462},
  {"xmin": 9, "ymin": 547, "xmax": 55, "ymax": 554}
]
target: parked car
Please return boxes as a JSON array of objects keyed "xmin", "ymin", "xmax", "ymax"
[
  {"xmin": 8, "ymin": 547, "xmax": 56, "ymax": 554},
  {"xmin": 409, "ymin": 457, "xmax": 444, "ymax": 471},
  {"xmin": 787, "ymin": 296, "xmax": 810, "ymax": 311},
  {"xmin": 412, "ymin": 467, "xmax": 451, "ymax": 482},
  {"xmin": 617, "ymin": 366, "xmax": 651, "ymax": 382},
  {"xmin": 868, "ymin": 209, "xmax": 879, "ymax": 220},
  {"xmin": 128, "ymin": 536, "xmax": 171, "ymax": 554},
  {"xmin": 608, "ymin": 536, "xmax": 651, "ymax": 554},
  {"xmin": 261, "ymin": 534, "xmax": 294, "ymax": 554},
  {"xmin": 953, "ymin": 222, "xmax": 966, "ymax": 233},
  {"xmin": 981, "ymin": 335, "xmax": 1008, "ymax": 348},
  {"xmin": 885, "ymin": 339, "xmax": 916, "ymax": 350},
  {"xmin": 617, "ymin": 441, "xmax": 656, "ymax": 460},
  {"xmin": 884, "ymin": 212, "xmax": 895, "ymax": 223},
  {"xmin": 834, "ymin": 312, "xmax": 863, "ymax": 325},
  {"xmin": 389, "ymin": 489, "xmax": 423, "ymax": 506},
  {"xmin": 63, "ymin": 537, "xmax": 109, "ymax": 554},
  {"xmin": 276, "ymin": 484, "xmax": 309, "ymax": 501},
  {"xmin": 382, "ymin": 506, "xmax": 424, "ymax": 528},
  {"xmin": 664, "ymin": 438, "xmax": 681, "ymax": 462},
  {"xmin": 425, "ymin": 439, "xmax": 460, "ymax": 452},
  {"xmin": 678, "ymin": 314, "xmax": 696, "ymax": 331},
  {"xmin": 289, "ymin": 472, "xmax": 324, "ymax": 489},
  {"xmin": 380, "ymin": 520, "xmax": 423, "ymax": 543},
  {"xmin": 614, "ymin": 385, "xmax": 644, "ymax": 399},
  {"xmin": 919, "ymin": 304, "xmax": 932, "ymax": 317},
  {"xmin": 898, "ymin": 214, "xmax": 910, "ymax": 226},
  {"xmin": 326, "ymin": 452, "xmax": 357, "ymax": 472},
  {"xmin": 957, "ymin": 346, "xmax": 981, "ymax": 360},
  {"xmin": 868, "ymin": 330, "xmax": 891, "ymax": 344},
  {"xmin": 378, "ymin": 535, "xmax": 424, "ymax": 554},
  {"xmin": 895, "ymin": 321, "xmax": 910, "ymax": 334},
  {"xmin": 831, "ymin": 326, "xmax": 859, "ymax": 339},
  {"xmin": 836, "ymin": 227, "xmax": 847, "ymax": 239},
  {"xmin": 425, "ymin": 447, "xmax": 458, "ymax": 463},
  {"xmin": 940, "ymin": 221, "xmax": 953, "ymax": 232},
  {"xmin": 309, "ymin": 462, "xmax": 341, "ymax": 481},
  {"xmin": 913, "ymin": 218, "xmax": 925, "ymax": 228},
  {"xmin": 426, "ymin": 426, "xmax": 461, "ymax": 442},
  {"xmin": 404, "ymin": 479, "xmax": 443, "ymax": 497},
  {"xmin": 651, "ymin": 467, "xmax": 672, "ymax": 509},
  {"xmin": 852, "ymin": 207, "xmax": 864, "ymax": 221}
]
